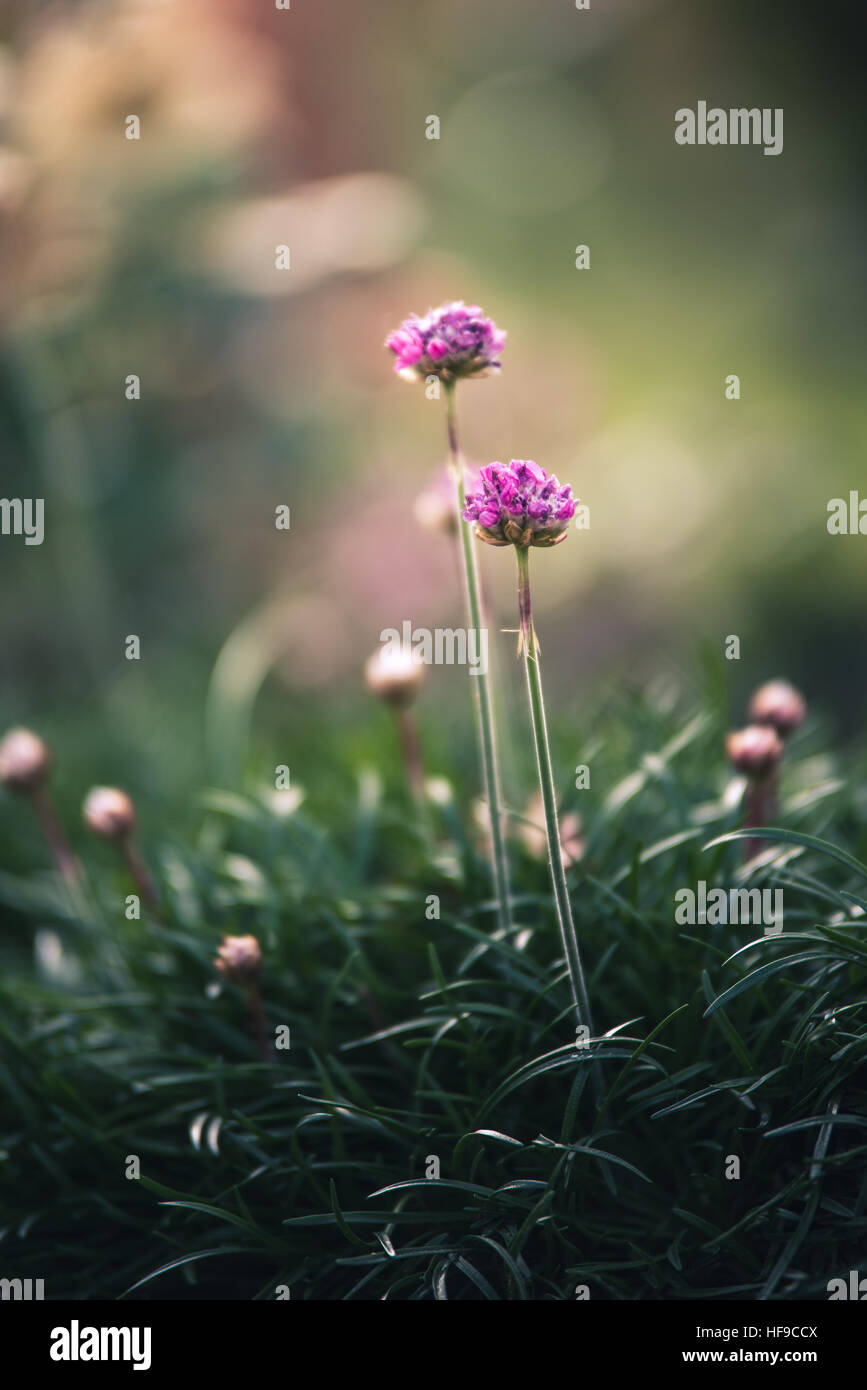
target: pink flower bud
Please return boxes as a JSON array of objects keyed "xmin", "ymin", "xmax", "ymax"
[
  {"xmin": 82, "ymin": 786, "xmax": 137, "ymax": 840},
  {"xmin": 413, "ymin": 468, "xmax": 461, "ymax": 536},
  {"xmin": 747, "ymin": 680, "xmax": 806, "ymax": 738},
  {"xmin": 0, "ymin": 727, "xmax": 51, "ymax": 793},
  {"xmin": 364, "ymin": 645, "xmax": 425, "ymax": 707},
  {"xmin": 215, "ymin": 934, "xmax": 262, "ymax": 984},
  {"xmin": 520, "ymin": 793, "xmax": 584, "ymax": 867},
  {"xmin": 725, "ymin": 725, "xmax": 783, "ymax": 778}
]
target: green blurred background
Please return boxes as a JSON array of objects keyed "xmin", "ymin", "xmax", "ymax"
[{"xmin": 1, "ymin": 0, "xmax": 864, "ymax": 852}]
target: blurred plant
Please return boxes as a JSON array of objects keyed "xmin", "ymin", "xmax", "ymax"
[
  {"xmin": 0, "ymin": 726, "xmax": 80, "ymax": 887},
  {"xmin": 725, "ymin": 724, "xmax": 784, "ymax": 862},
  {"xmin": 725, "ymin": 680, "xmax": 807, "ymax": 863},
  {"xmin": 520, "ymin": 791, "xmax": 584, "ymax": 868},
  {"xmin": 364, "ymin": 644, "xmax": 426, "ymax": 805},
  {"xmin": 471, "ymin": 791, "xmax": 584, "ymax": 870},
  {"xmin": 82, "ymin": 785, "xmax": 159, "ymax": 910},
  {"xmin": 748, "ymin": 679, "xmax": 807, "ymax": 740},
  {"xmin": 413, "ymin": 468, "xmax": 459, "ymax": 538},
  {"xmin": 214, "ymin": 933, "xmax": 271, "ymax": 1063}
]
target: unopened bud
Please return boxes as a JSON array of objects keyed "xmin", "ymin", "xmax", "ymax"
[
  {"xmin": 747, "ymin": 680, "xmax": 806, "ymax": 738},
  {"xmin": 726, "ymin": 725, "xmax": 783, "ymax": 777},
  {"xmin": 413, "ymin": 466, "xmax": 472, "ymax": 538},
  {"xmin": 0, "ymin": 727, "xmax": 51, "ymax": 793},
  {"xmin": 364, "ymin": 645, "xmax": 425, "ymax": 707},
  {"xmin": 413, "ymin": 486, "xmax": 458, "ymax": 536},
  {"xmin": 83, "ymin": 786, "xmax": 136, "ymax": 840},
  {"xmin": 215, "ymin": 933, "xmax": 262, "ymax": 984},
  {"xmin": 520, "ymin": 793, "xmax": 584, "ymax": 867}
]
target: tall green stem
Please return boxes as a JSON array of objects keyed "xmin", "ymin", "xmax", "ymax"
[
  {"xmin": 515, "ymin": 546, "xmax": 599, "ymax": 1082},
  {"xmin": 445, "ymin": 384, "xmax": 512, "ymax": 932}
]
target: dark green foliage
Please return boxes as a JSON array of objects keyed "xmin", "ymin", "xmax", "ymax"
[{"xmin": 1, "ymin": 686, "xmax": 865, "ymax": 1300}]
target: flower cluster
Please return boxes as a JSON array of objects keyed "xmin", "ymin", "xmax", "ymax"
[
  {"xmin": 463, "ymin": 460, "xmax": 576, "ymax": 548},
  {"xmin": 386, "ymin": 301, "xmax": 506, "ymax": 382}
]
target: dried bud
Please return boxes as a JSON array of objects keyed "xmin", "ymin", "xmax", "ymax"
[
  {"xmin": 215, "ymin": 934, "xmax": 262, "ymax": 985},
  {"xmin": 82, "ymin": 786, "xmax": 136, "ymax": 840},
  {"xmin": 0, "ymin": 727, "xmax": 51, "ymax": 792},
  {"xmin": 748, "ymin": 680, "xmax": 806, "ymax": 738},
  {"xmin": 726, "ymin": 725, "xmax": 783, "ymax": 778},
  {"xmin": 364, "ymin": 645, "xmax": 425, "ymax": 707}
]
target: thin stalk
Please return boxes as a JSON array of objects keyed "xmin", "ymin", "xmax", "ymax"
[
  {"xmin": 244, "ymin": 982, "xmax": 273, "ymax": 1063},
  {"xmin": 393, "ymin": 706, "xmax": 426, "ymax": 805},
  {"xmin": 31, "ymin": 785, "xmax": 81, "ymax": 888},
  {"xmin": 743, "ymin": 769, "xmax": 777, "ymax": 863},
  {"xmin": 121, "ymin": 835, "xmax": 161, "ymax": 911},
  {"xmin": 445, "ymin": 383, "xmax": 512, "ymax": 932},
  {"xmin": 515, "ymin": 546, "xmax": 601, "ymax": 1100}
]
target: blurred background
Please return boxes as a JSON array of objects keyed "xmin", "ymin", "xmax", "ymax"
[{"xmin": 0, "ymin": 0, "xmax": 864, "ymax": 845}]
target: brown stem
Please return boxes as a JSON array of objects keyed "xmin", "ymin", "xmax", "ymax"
[
  {"xmin": 394, "ymin": 706, "xmax": 425, "ymax": 803},
  {"xmin": 122, "ymin": 835, "xmax": 160, "ymax": 910},
  {"xmin": 245, "ymin": 983, "xmax": 273, "ymax": 1063},
  {"xmin": 743, "ymin": 770, "xmax": 778, "ymax": 861},
  {"xmin": 30, "ymin": 786, "xmax": 80, "ymax": 886}
]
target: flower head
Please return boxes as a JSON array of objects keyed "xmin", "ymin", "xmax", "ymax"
[
  {"xmin": 726, "ymin": 725, "xmax": 783, "ymax": 778},
  {"xmin": 463, "ymin": 460, "xmax": 576, "ymax": 548},
  {"xmin": 82, "ymin": 786, "xmax": 136, "ymax": 840},
  {"xmin": 0, "ymin": 727, "xmax": 51, "ymax": 793},
  {"xmin": 215, "ymin": 933, "xmax": 262, "ymax": 985},
  {"xmin": 385, "ymin": 300, "xmax": 505, "ymax": 383},
  {"xmin": 365, "ymin": 645, "xmax": 425, "ymax": 707},
  {"xmin": 748, "ymin": 680, "xmax": 806, "ymax": 739}
]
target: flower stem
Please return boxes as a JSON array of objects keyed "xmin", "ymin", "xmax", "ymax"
[
  {"xmin": 393, "ymin": 706, "xmax": 426, "ymax": 805},
  {"xmin": 122, "ymin": 835, "xmax": 161, "ymax": 911},
  {"xmin": 743, "ymin": 770, "xmax": 777, "ymax": 862},
  {"xmin": 515, "ymin": 546, "xmax": 600, "ymax": 1098},
  {"xmin": 445, "ymin": 383, "xmax": 512, "ymax": 932},
  {"xmin": 245, "ymin": 982, "xmax": 273, "ymax": 1063},
  {"xmin": 31, "ymin": 785, "xmax": 80, "ymax": 888}
]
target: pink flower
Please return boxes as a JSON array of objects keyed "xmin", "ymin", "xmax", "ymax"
[
  {"xmin": 463, "ymin": 460, "xmax": 576, "ymax": 548},
  {"xmin": 386, "ymin": 300, "xmax": 506, "ymax": 382}
]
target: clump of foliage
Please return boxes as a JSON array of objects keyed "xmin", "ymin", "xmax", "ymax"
[{"xmin": 0, "ymin": 681, "xmax": 865, "ymax": 1300}]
